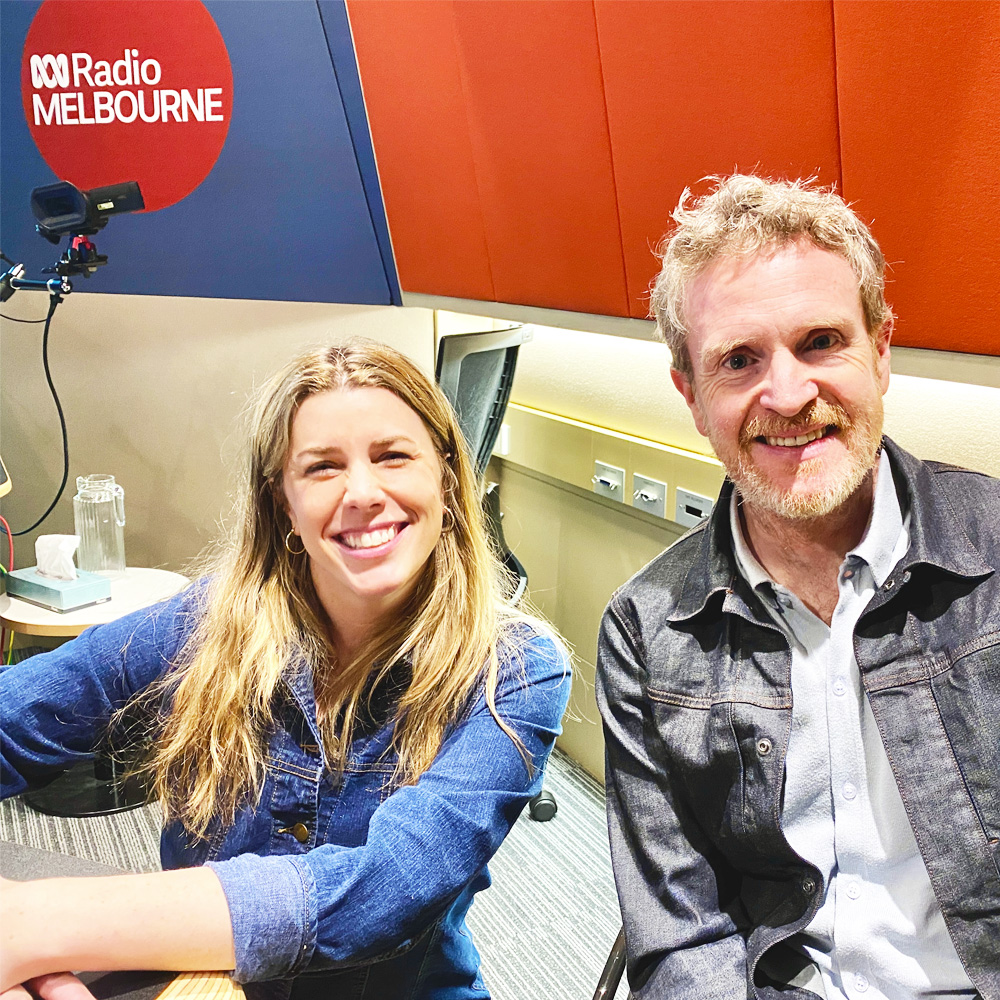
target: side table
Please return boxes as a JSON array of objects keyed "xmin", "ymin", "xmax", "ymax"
[
  {"xmin": 1, "ymin": 567, "xmax": 189, "ymax": 816},
  {"xmin": 1, "ymin": 566, "xmax": 188, "ymax": 638}
]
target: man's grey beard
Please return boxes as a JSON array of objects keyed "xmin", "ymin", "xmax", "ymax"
[{"xmin": 715, "ymin": 397, "xmax": 883, "ymax": 521}]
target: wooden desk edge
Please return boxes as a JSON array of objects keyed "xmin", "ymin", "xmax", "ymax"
[
  {"xmin": 157, "ymin": 972, "xmax": 245, "ymax": 1000},
  {"xmin": 0, "ymin": 616, "xmax": 88, "ymax": 638}
]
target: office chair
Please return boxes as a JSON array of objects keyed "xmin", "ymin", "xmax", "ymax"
[
  {"xmin": 592, "ymin": 927, "xmax": 627, "ymax": 999},
  {"xmin": 435, "ymin": 325, "xmax": 556, "ymax": 822}
]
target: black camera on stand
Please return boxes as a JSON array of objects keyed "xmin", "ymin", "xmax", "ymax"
[{"xmin": 0, "ymin": 180, "xmax": 143, "ymax": 301}]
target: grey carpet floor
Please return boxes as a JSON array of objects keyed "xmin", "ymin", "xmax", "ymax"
[{"xmin": 0, "ymin": 748, "xmax": 628, "ymax": 1000}]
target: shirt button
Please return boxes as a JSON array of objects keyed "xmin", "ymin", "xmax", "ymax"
[
  {"xmin": 291, "ymin": 822, "xmax": 310, "ymax": 843},
  {"xmin": 846, "ymin": 881, "xmax": 862, "ymax": 900},
  {"xmin": 832, "ymin": 678, "xmax": 847, "ymax": 697},
  {"xmin": 842, "ymin": 781, "xmax": 857, "ymax": 800},
  {"xmin": 756, "ymin": 738, "xmax": 773, "ymax": 756},
  {"xmin": 855, "ymin": 974, "xmax": 870, "ymax": 992}
]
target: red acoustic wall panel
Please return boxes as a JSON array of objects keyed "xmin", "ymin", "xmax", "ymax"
[
  {"xmin": 835, "ymin": 1, "xmax": 1000, "ymax": 356},
  {"xmin": 447, "ymin": 1, "xmax": 628, "ymax": 315},
  {"xmin": 594, "ymin": 0, "xmax": 842, "ymax": 319},
  {"xmin": 347, "ymin": 1, "xmax": 493, "ymax": 302},
  {"xmin": 351, "ymin": 0, "xmax": 997, "ymax": 357},
  {"xmin": 349, "ymin": 0, "xmax": 629, "ymax": 315}
]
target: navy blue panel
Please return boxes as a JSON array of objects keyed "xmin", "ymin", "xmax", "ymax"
[
  {"xmin": 0, "ymin": 0, "xmax": 400, "ymax": 305},
  {"xmin": 318, "ymin": 0, "xmax": 401, "ymax": 306}
]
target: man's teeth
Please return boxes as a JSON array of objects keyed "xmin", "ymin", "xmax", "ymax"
[
  {"xmin": 340, "ymin": 525, "xmax": 399, "ymax": 549},
  {"xmin": 764, "ymin": 428, "xmax": 827, "ymax": 447}
]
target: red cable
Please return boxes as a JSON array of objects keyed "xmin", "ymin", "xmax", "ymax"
[
  {"xmin": 0, "ymin": 514, "xmax": 12, "ymax": 658},
  {"xmin": 0, "ymin": 515, "xmax": 12, "ymax": 572}
]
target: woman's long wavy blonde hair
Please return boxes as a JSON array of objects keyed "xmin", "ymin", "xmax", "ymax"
[{"xmin": 145, "ymin": 341, "xmax": 553, "ymax": 839}]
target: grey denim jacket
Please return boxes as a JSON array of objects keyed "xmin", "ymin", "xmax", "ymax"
[{"xmin": 596, "ymin": 437, "xmax": 1000, "ymax": 1000}]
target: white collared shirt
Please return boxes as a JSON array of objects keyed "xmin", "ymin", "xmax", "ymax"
[{"xmin": 730, "ymin": 451, "xmax": 976, "ymax": 1000}]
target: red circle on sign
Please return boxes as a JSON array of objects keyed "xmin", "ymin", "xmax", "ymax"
[{"xmin": 21, "ymin": 0, "xmax": 233, "ymax": 212}]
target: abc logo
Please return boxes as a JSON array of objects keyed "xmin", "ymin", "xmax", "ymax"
[{"xmin": 30, "ymin": 52, "xmax": 69, "ymax": 89}]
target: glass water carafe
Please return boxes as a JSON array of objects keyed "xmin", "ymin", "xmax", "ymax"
[{"xmin": 73, "ymin": 474, "xmax": 126, "ymax": 574}]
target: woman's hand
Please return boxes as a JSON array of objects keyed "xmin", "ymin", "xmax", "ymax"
[{"xmin": 1, "ymin": 973, "xmax": 96, "ymax": 1000}]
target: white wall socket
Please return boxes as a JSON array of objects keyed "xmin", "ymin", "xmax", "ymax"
[
  {"xmin": 593, "ymin": 461, "xmax": 625, "ymax": 501},
  {"xmin": 674, "ymin": 487, "xmax": 714, "ymax": 527},
  {"xmin": 632, "ymin": 474, "xmax": 667, "ymax": 518}
]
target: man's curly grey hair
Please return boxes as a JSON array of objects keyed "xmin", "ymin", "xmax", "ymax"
[{"xmin": 650, "ymin": 174, "xmax": 892, "ymax": 378}]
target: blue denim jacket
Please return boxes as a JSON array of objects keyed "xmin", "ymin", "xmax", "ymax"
[
  {"xmin": 0, "ymin": 587, "xmax": 570, "ymax": 999},
  {"xmin": 596, "ymin": 438, "xmax": 1000, "ymax": 1000}
]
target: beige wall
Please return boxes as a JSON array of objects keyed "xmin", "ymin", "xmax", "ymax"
[
  {"xmin": 1, "ymin": 293, "xmax": 434, "ymax": 573},
  {"xmin": 492, "ymin": 462, "xmax": 683, "ymax": 779}
]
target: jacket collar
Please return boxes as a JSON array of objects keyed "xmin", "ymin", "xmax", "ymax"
[
  {"xmin": 669, "ymin": 435, "xmax": 992, "ymax": 625},
  {"xmin": 881, "ymin": 436, "xmax": 993, "ymax": 580}
]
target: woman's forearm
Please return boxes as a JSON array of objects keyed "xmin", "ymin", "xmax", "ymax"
[{"xmin": 0, "ymin": 868, "xmax": 235, "ymax": 989}]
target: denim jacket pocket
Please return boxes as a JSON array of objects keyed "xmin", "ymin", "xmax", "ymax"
[
  {"xmin": 939, "ymin": 630, "xmax": 1000, "ymax": 874},
  {"xmin": 320, "ymin": 724, "xmax": 398, "ymax": 846},
  {"xmin": 864, "ymin": 635, "xmax": 1000, "ymax": 909},
  {"xmin": 646, "ymin": 687, "xmax": 790, "ymax": 856}
]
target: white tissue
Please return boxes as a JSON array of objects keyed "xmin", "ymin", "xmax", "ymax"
[{"xmin": 35, "ymin": 534, "xmax": 80, "ymax": 580}]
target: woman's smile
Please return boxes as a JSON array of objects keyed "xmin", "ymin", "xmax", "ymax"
[{"xmin": 335, "ymin": 521, "xmax": 406, "ymax": 554}]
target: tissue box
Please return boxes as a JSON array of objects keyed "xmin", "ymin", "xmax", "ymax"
[{"xmin": 6, "ymin": 566, "xmax": 112, "ymax": 613}]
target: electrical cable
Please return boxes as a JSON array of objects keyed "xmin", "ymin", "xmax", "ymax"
[
  {"xmin": 0, "ymin": 515, "xmax": 11, "ymax": 570},
  {"xmin": 10, "ymin": 292, "xmax": 70, "ymax": 535},
  {"xmin": 1, "ymin": 314, "xmax": 49, "ymax": 323}
]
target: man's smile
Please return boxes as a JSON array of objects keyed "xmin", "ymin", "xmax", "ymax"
[{"xmin": 759, "ymin": 425, "xmax": 835, "ymax": 448}]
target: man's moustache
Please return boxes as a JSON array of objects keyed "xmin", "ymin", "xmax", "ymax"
[{"xmin": 740, "ymin": 402, "xmax": 849, "ymax": 446}]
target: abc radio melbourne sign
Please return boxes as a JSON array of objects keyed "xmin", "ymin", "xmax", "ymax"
[
  {"xmin": 29, "ymin": 50, "xmax": 225, "ymax": 126},
  {"xmin": 21, "ymin": 1, "xmax": 233, "ymax": 211}
]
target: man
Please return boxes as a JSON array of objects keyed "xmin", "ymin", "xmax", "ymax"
[{"xmin": 596, "ymin": 174, "xmax": 999, "ymax": 1000}]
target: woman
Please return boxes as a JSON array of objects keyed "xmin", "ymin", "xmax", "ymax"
[{"xmin": 0, "ymin": 342, "xmax": 570, "ymax": 999}]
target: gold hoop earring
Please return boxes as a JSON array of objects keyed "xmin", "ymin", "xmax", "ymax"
[
  {"xmin": 284, "ymin": 530, "xmax": 306, "ymax": 555},
  {"xmin": 441, "ymin": 506, "xmax": 456, "ymax": 533}
]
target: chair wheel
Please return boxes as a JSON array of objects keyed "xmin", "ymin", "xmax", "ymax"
[{"xmin": 529, "ymin": 789, "xmax": 557, "ymax": 821}]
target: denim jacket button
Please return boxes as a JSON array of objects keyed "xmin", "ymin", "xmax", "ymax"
[
  {"xmin": 756, "ymin": 737, "xmax": 773, "ymax": 756},
  {"xmin": 801, "ymin": 876, "xmax": 817, "ymax": 895},
  {"xmin": 291, "ymin": 822, "xmax": 309, "ymax": 843}
]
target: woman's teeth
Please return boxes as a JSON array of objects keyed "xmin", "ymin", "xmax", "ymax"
[
  {"xmin": 764, "ymin": 428, "xmax": 828, "ymax": 448},
  {"xmin": 340, "ymin": 525, "xmax": 399, "ymax": 549}
]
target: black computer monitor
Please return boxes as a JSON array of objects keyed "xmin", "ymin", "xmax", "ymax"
[{"xmin": 435, "ymin": 325, "xmax": 530, "ymax": 474}]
